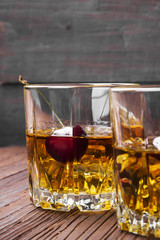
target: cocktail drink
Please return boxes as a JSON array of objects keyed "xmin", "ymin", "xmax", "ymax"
[
  {"xmin": 24, "ymin": 83, "xmax": 136, "ymax": 211},
  {"xmin": 24, "ymin": 83, "xmax": 116, "ymax": 211},
  {"xmin": 110, "ymin": 86, "xmax": 160, "ymax": 237},
  {"xmin": 26, "ymin": 125, "xmax": 113, "ymax": 211}
]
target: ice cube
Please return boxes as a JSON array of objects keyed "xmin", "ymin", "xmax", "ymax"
[
  {"xmin": 85, "ymin": 125, "xmax": 112, "ymax": 137},
  {"xmin": 52, "ymin": 127, "xmax": 72, "ymax": 136},
  {"xmin": 124, "ymin": 137, "xmax": 145, "ymax": 148},
  {"xmin": 153, "ymin": 137, "xmax": 160, "ymax": 150}
]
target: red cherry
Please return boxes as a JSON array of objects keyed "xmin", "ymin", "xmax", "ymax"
[
  {"xmin": 73, "ymin": 125, "xmax": 87, "ymax": 137},
  {"xmin": 46, "ymin": 125, "xmax": 88, "ymax": 163}
]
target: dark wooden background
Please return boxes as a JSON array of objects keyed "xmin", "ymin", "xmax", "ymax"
[{"xmin": 1, "ymin": 0, "xmax": 160, "ymax": 146}]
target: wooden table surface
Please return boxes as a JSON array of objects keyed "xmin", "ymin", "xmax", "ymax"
[{"xmin": 0, "ymin": 146, "xmax": 158, "ymax": 240}]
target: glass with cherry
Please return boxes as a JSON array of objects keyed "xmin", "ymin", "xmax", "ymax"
[{"xmin": 24, "ymin": 83, "xmax": 128, "ymax": 211}]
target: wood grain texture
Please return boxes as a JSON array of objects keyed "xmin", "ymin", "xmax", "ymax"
[
  {"xmin": 0, "ymin": 84, "xmax": 25, "ymax": 146},
  {"xmin": 0, "ymin": 146, "xmax": 151, "ymax": 240},
  {"xmin": 0, "ymin": 0, "xmax": 160, "ymax": 84}
]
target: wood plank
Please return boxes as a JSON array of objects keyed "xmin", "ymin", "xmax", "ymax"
[
  {"xmin": 0, "ymin": 146, "xmax": 27, "ymax": 179},
  {"xmin": 0, "ymin": 146, "xmax": 152, "ymax": 240},
  {"xmin": 0, "ymin": 85, "xmax": 26, "ymax": 147},
  {"xmin": 0, "ymin": 0, "xmax": 160, "ymax": 84}
]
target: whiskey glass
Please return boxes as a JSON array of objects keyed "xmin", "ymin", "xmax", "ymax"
[
  {"xmin": 24, "ymin": 83, "xmax": 137, "ymax": 212},
  {"xmin": 110, "ymin": 86, "xmax": 160, "ymax": 237}
]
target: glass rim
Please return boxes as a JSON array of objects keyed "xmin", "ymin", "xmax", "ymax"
[
  {"xmin": 24, "ymin": 82, "xmax": 139, "ymax": 89},
  {"xmin": 110, "ymin": 85, "xmax": 160, "ymax": 92}
]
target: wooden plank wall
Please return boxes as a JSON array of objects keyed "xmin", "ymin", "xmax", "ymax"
[{"xmin": 1, "ymin": 0, "xmax": 160, "ymax": 146}]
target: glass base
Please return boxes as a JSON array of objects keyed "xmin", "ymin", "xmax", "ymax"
[
  {"xmin": 117, "ymin": 204, "xmax": 160, "ymax": 238},
  {"xmin": 31, "ymin": 188, "xmax": 115, "ymax": 212},
  {"xmin": 76, "ymin": 193, "xmax": 115, "ymax": 211}
]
